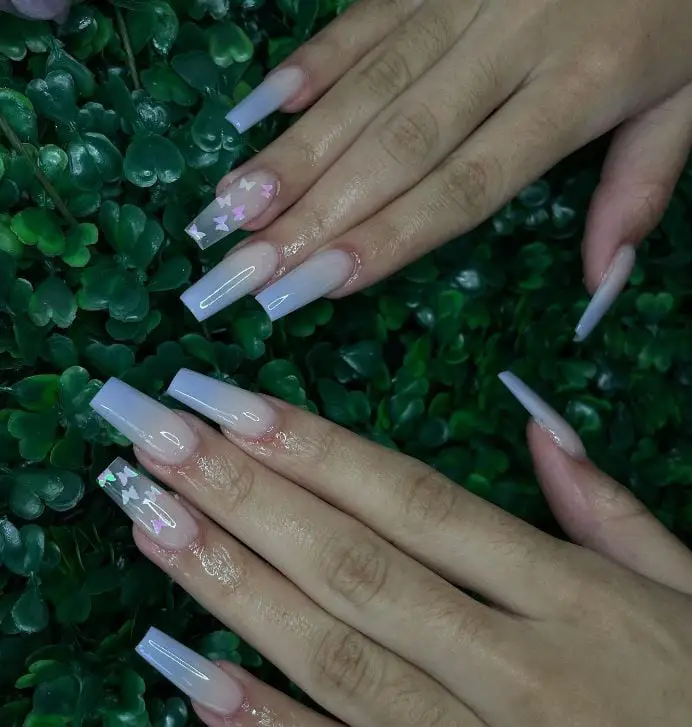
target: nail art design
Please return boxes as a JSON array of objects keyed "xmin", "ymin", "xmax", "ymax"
[
  {"xmin": 255, "ymin": 249, "xmax": 354, "ymax": 322},
  {"xmin": 185, "ymin": 170, "xmax": 278, "ymax": 250},
  {"xmin": 574, "ymin": 245, "xmax": 636, "ymax": 342},
  {"xmin": 90, "ymin": 378, "xmax": 198, "ymax": 465},
  {"xmin": 226, "ymin": 66, "xmax": 305, "ymax": 134},
  {"xmin": 180, "ymin": 242, "xmax": 279, "ymax": 322},
  {"xmin": 136, "ymin": 627, "xmax": 244, "ymax": 716},
  {"xmin": 167, "ymin": 369, "xmax": 277, "ymax": 438},
  {"xmin": 498, "ymin": 371, "xmax": 586, "ymax": 459},
  {"xmin": 97, "ymin": 458, "xmax": 198, "ymax": 548}
]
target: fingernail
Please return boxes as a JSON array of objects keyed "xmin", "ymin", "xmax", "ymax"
[
  {"xmin": 136, "ymin": 627, "xmax": 244, "ymax": 716},
  {"xmin": 255, "ymin": 249, "xmax": 354, "ymax": 321},
  {"xmin": 90, "ymin": 378, "xmax": 198, "ymax": 465},
  {"xmin": 185, "ymin": 170, "xmax": 279, "ymax": 250},
  {"xmin": 574, "ymin": 245, "xmax": 636, "ymax": 342},
  {"xmin": 498, "ymin": 371, "xmax": 586, "ymax": 459},
  {"xmin": 167, "ymin": 369, "xmax": 276, "ymax": 438},
  {"xmin": 226, "ymin": 66, "xmax": 305, "ymax": 134},
  {"xmin": 97, "ymin": 458, "xmax": 198, "ymax": 548},
  {"xmin": 181, "ymin": 242, "xmax": 279, "ymax": 322}
]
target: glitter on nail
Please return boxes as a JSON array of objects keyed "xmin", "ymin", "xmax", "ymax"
[
  {"xmin": 233, "ymin": 206, "xmax": 246, "ymax": 222},
  {"xmin": 151, "ymin": 517, "xmax": 166, "ymax": 535},
  {"xmin": 260, "ymin": 184, "xmax": 274, "ymax": 199}
]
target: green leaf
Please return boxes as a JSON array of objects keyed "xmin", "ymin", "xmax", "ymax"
[
  {"xmin": 28, "ymin": 277, "xmax": 77, "ymax": 329},
  {"xmin": 26, "ymin": 71, "xmax": 78, "ymax": 125},
  {"xmin": 141, "ymin": 62, "xmax": 198, "ymax": 106},
  {"xmin": 8, "ymin": 409, "xmax": 58, "ymax": 462},
  {"xmin": 151, "ymin": 1, "xmax": 180, "ymax": 55},
  {"xmin": 11, "ymin": 375, "xmax": 60, "ymax": 412},
  {"xmin": 191, "ymin": 96, "xmax": 238, "ymax": 153},
  {"xmin": 0, "ymin": 522, "xmax": 45, "ymax": 576},
  {"xmin": 85, "ymin": 342, "xmax": 135, "ymax": 377},
  {"xmin": 99, "ymin": 201, "xmax": 165, "ymax": 269},
  {"xmin": 148, "ymin": 256, "xmax": 192, "ymax": 291},
  {"xmin": 0, "ymin": 89, "xmax": 37, "ymax": 143},
  {"xmin": 124, "ymin": 133, "xmax": 185, "ymax": 187},
  {"xmin": 67, "ymin": 132, "xmax": 123, "ymax": 191},
  {"xmin": 11, "ymin": 580, "xmax": 48, "ymax": 634},
  {"xmin": 11, "ymin": 209, "xmax": 64, "ymax": 256},
  {"xmin": 56, "ymin": 589, "xmax": 91, "ymax": 625},
  {"xmin": 171, "ymin": 50, "xmax": 220, "ymax": 93},
  {"xmin": 62, "ymin": 223, "xmax": 99, "ymax": 268},
  {"xmin": 258, "ymin": 359, "xmax": 306, "ymax": 405},
  {"xmin": 208, "ymin": 22, "xmax": 254, "ymax": 67},
  {"xmin": 46, "ymin": 46, "xmax": 96, "ymax": 97}
]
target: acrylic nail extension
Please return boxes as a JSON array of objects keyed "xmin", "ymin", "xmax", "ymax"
[
  {"xmin": 136, "ymin": 628, "xmax": 244, "ymax": 716},
  {"xmin": 97, "ymin": 458, "xmax": 198, "ymax": 548},
  {"xmin": 90, "ymin": 378, "xmax": 197, "ymax": 465},
  {"xmin": 185, "ymin": 170, "xmax": 278, "ymax": 251},
  {"xmin": 498, "ymin": 371, "xmax": 587, "ymax": 459},
  {"xmin": 181, "ymin": 242, "xmax": 279, "ymax": 322},
  {"xmin": 574, "ymin": 245, "xmax": 636, "ymax": 342},
  {"xmin": 255, "ymin": 249, "xmax": 354, "ymax": 322},
  {"xmin": 167, "ymin": 369, "xmax": 276, "ymax": 438},
  {"xmin": 226, "ymin": 66, "xmax": 305, "ymax": 134}
]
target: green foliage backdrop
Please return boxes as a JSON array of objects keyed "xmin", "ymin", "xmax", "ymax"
[{"xmin": 0, "ymin": 1, "xmax": 691, "ymax": 724}]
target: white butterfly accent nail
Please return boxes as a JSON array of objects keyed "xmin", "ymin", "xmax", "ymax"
[
  {"xmin": 239, "ymin": 177, "xmax": 256, "ymax": 191},
  {"xmin": 217, "ymin": 193, "xmax": 233, "ymax": 208},
  {"xmin": 188, "ymin": 224, "xmax": 206, "ymax": 242},
  {"xmin": 121, "ymin": 486, "xmax": 139, "ymax": 506},
  {"xmin": 214, "ymin": 215, "xmax": 229, "ymax": 232},
  {"xmin": 144, "ymin": 486, "xmax": 160, "ymax": 501},
  {"xmin": 117, "ymin": 466, "xmax": 138, "ymax": 486}
]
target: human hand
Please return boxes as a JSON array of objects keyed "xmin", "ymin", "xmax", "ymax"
[
  {"xmin": 178, "ymin": 0, "xmax": 692, "ymax": 341},
  {"xmin": 0, "ymin": 0, "xmax": 70, "ymax": 20},
  {"xmin": 90, "ymin": 369, "xmax": 692, "ymax": 726}
]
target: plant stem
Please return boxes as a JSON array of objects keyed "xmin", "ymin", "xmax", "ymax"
[
  {"xmin": 115, "ymin": 6, "xmax": 141, "ymax": 90},
  {"xmin": 0, "ymin": 114, "xmax": 78, "ymax": 229}
]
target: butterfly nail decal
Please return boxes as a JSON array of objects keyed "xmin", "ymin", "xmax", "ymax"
[
  {"xmin": 239, "ymin": 177, "xmax": 256, "ymax": 191},
  {"xmin": 214, "ymin": 215, "xmax": 229, "ymax": 232},
  {"xmin": 217, "ymin": 193, "xmax": 233, "ymax": 208},
  {"xmin": 233, "ymin": 206, "xmax": 246, "ymax": 222},
  {"xmin": 188, "ymin": 224, "xmax": 206, "ymax": 242},
  {"xmin": 144, "ymin": 486, "xmax": 161, "ymax": 502},
  {"xmin": 261, "ymin": 184, "xmax": 274, "ymax": 199},
  {"xmin": 117, "ymin": 466, "xmax": 138, "ymax": 486},
  {"xmin": 122, "ymin": 486, "xmax": 139, "ymax": 506},
  {"xmin": 151, "ymin": 517, "xmax": 167, "ymax": 535},
  {"xmin": 98, "ymin": 469, "xmax": 117, "ymax": 488}
]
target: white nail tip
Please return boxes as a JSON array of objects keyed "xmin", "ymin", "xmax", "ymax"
[
  {"xmin": 498, "ymin": 371, "xmax": 586, "ymax": 459},
  {"xmin": 574, "ymin": 245, "xmax": 636, "ymax": 342},
  {"xmin": 226, "ymin": 66, "xmax": 305, "ymax": 134},
  {"xmin": 255, "ymin": 249, "xmax": 354, "ymax": 322}
]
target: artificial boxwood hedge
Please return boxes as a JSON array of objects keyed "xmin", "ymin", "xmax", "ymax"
[{"xmin": 1, "ymin": 1, "xmax": 691, "ymax": 725}]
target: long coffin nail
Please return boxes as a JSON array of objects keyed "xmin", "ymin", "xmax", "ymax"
[
  {"xmin": 226, "ymin": 66, "xmax": 305, "ymax": 134},
  {"xmin": 255, "ymin": 249, "xmax": 354, "ymax": 322},
  {"xmin": 97, "ymin": 458, "xmax": 198, "ymax": 548},
  {"xmin": 136, "ymin": 627, "xmax": 244, "ymax": 716},
  {"xmin": 181, "ymin": 242, "xmax": 279, "ymax": 322},
  {"xmin": 185, "ymin": 170, "xmax": 279, "ymax": 250},
  {"xmin": 167, "ymin": 369, "xmax": 276, "ymax": 438},
  {"xmin": 574, "ymin": 245, "xmax": 636, "ymax": 342},
  {"xmin": 90, "ymin": 378, "xmax": 198, "ymax": 465},
  {"xmin": 498, "ymin": 371, "xmax": 586, "ymax": 459}
]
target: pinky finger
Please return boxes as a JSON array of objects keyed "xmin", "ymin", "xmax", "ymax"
[
  {"xmin": 577, "ymin": 83, "xmax": 692, "ymax": 341},
  {"xmin": 136, "ymin": 627, "xmax": 338, "ymax": 727}
]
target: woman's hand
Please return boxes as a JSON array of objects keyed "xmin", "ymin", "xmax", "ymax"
[
  {"xmin": 0, "ymin": 0, "xmax": 70, "ymax": 20},
  {"xmin": 90, "ymin": 370, "xmax": 692, "ymax": 726},
  {"xmin": 179, "ymin": 0, "xmax": 692, "ymax": 340}
]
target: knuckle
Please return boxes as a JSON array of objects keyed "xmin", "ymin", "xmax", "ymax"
[
  {"xmin": 294, "ymin": 420, "xmax": 341, "ymax": 468},
  {"xmin": 438, "ymin": 155, "xmax": 501, "ymax": 221},
  {"xmin": 384, "ymin": 673, "xmax": 451, "ymax": 727},
  {"xmin": 311, "ymin": 624, "xmax": 381, "ymax": 698},
  {"xmin": 357, "ymin": 47, "xmax": 411, "ymax": 100},
  {"xmin": 399, "ymin": 465, "xmax": 459, "ymax": 532},
  {"xmin": 404, "ymin": 7, "xmax": 455, "ymax": 61},
  {"xmin": 378, "ymin": 102, "xmax": 440, "ymax": 167},
  {"xmin": 319, "ymin": 530, "xmax": 389, "ymax": 607}
]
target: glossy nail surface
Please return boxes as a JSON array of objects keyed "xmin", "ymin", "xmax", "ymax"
[
  {"xmin": 499, "ymin": 371, "xmax": 586, "ymax": 459},
  {"xmin": 181, "ymin": 243, "xmax": 279, "ymax": 321},
  {"xmin": 226, "ymin": 66, "xmax": 304, "ymax": 134},
  {"xmin": 167, "ymin": 369, "xmax": 276, "ymax": 438},
  {"xmin": 136, "ymin": 628, "xmax": 243, "ymax": 716},
  {"xmin": 185, "ymin": 171, "xmax": 278, "ymax": 250},
  {"xmin": 255, "ymin": 249, "xmax": 354, "ymax": 321},
  {"xmin": 98, "ymin": 458, "xmax": 197, "ymax": 548},
  {"xmin": 574, "ymin": 245, "xmax": 636, "ymax": 342},
  {"xmin": 90, "ymin": 378, "xmax": 197, "ymax": 465}
]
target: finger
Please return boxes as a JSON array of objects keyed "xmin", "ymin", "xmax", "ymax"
[
  {"xmin": 132, "ymin": 494, "xmax": 481, "ymax": 727},
  {"xmin": 135, "ymin": 628, "xmax": 339, "ymax": 727},
  {"xmin": 163, "ymin": 370, "xmax": 576, "ymax": 620},
  {"xmin": 575, "ymin": 83, "xmax": 692, "ymax": 341},
  {"xmin": 499, "ymin": 371, "xmax": 692, "ymax": 595},
  {"xmin": 90, "ymin": 379, "xmax": 483, "ymax": 724},
  {"xmin": 217, "ymin": 0, "xmax": 476, "ymax": 226}
]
